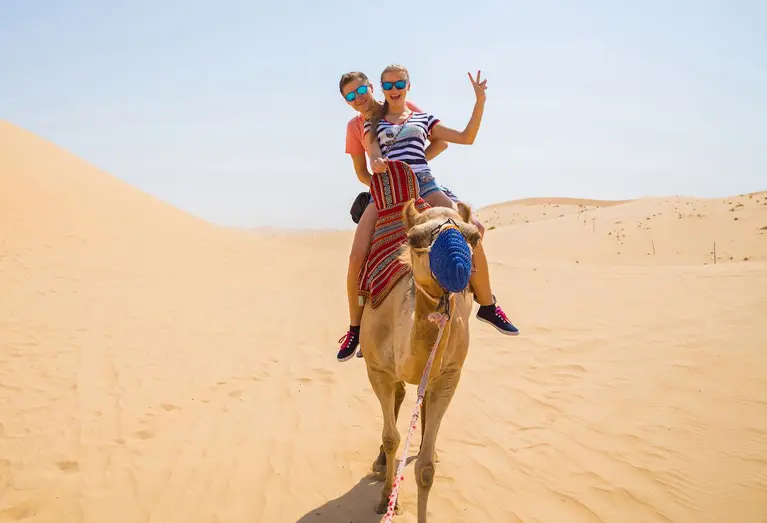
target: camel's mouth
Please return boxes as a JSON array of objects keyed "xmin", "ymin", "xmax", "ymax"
[{"xmin": 428, "ymin": 224, "xmax": 473, "ymax": 293}]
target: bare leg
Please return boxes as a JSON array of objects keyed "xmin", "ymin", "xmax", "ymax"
[
  {"xmin": 468, "ymin": 241, "xmax": 495, "ymax": 306},
  {"xmin": 415, "ymin": 370, "xmax": 462, "ymax": 522},
  {"xmin": 424, "ymin": 191, "xmax": 494, "ymax": 306},
  {"xmin": 372, "ymin": 381, "xmax": 406, "ymax": 479},
  {"xmin": 346, "ymin": 203, "xmax": 378, "ymax": 325},
  {"xmin": 423, "ymin": 190, "xmax": 459, "ymax": 212},
  {"xmin": 471, "ymin": 214, "xmax": 486, "ymax": 238}
]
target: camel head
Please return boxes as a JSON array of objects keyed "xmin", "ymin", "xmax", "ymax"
[{"xmin": 401, "ymin": 199, "xmax": 482, "ymax": 299}]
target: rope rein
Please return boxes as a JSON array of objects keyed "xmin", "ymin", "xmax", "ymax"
[
  {"xmin": 377, "ymin": 163, "xmax": 468, "ymax": 521},
  {"xmin": 380, "ymin": 290, "xmax": 452, "ymax": 522}
]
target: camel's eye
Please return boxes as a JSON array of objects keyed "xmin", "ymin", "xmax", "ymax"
[
  {"xmin": 407, "ymin": 230, "xmax": 429, "ymax": 249},
  {"xmin": 460, "ymin": 225, "xmax": 481, "ymax": 248},
  {"xmin": 407, "ymin": 224, "xmax": 432, "ymax": 249}
]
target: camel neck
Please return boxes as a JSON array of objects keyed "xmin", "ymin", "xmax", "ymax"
[
  {"xmin": 412, "ymin": 286, "xmax": 452, "ymax": 341},
  {"xmin": 405, "ymin": 287, "xmax": 452, "ymax": 382}
]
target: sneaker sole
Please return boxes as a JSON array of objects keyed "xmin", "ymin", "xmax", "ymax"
[
  {"xmin": 476, "ymin": 316, "xmax": 520, "ymax": 336},
  {"xmin": 337, "ymin": 351, "xmax": 357, "ymax": 362}
]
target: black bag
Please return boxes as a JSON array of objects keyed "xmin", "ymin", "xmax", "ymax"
[{"xmin": 350, "ymin": 191, "xmax": 372, "ymax": 224}]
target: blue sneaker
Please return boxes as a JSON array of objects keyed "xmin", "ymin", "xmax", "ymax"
[
  {"xmin": 337, "ymin": 329, "xmax": 360, "ymax": 362},
  {"xmin": 476, "ymin": 303, "xmax": 519, "ymax": 336}
]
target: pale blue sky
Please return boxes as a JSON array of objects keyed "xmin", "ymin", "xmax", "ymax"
[{"xmin": 2, "ymin": 0, "xmax": 765, "ymax": 229}]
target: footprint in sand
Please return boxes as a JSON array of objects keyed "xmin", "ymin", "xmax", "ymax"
[
  {"xmin": 1, "ymin": 500, "xmax": 36, "ymax": 520},
  {"xmin": 160, "ymin": 403, "xmax": 179, "ymax": 412},
  {"xmin": 310, "ymin": 368, "xmax": 336, "ymax": 384},
  {"xmin": 134, "ymin": 429, "xmax": 155, "ymax": 440},
  {"xmin": 252, "ymin": 371, "xmax": 270, "ymax": 381},
  {"xmin": 57, "ymin": 460, "xmax": 79, "ymax": 473},
  {"xmin": 297, "ymin": 372, "xmax": 337, "ymax": 386},
  {"xmin": 228, "ymin": 389, "xmax": 243, "ymax": 399}
]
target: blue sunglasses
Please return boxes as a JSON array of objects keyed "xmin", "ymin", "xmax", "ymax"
[
  {"xmin": 344, "ymin": 84, "xmax": 369, "ymax": 101},
  {"xmin": 382, "ymin": 80, "xmax": 407, "ymax": 90}
]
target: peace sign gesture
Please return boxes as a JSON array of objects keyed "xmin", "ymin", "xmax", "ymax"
[{"xmin": 468, "ymin": 70, "xmax": 488, "ymax": 101}]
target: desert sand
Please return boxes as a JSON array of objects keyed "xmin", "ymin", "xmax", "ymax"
[{"xmin": 1, "ymin": 119, "xmax": 766, "ymax": 522}]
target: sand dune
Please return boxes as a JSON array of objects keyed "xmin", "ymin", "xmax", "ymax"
[
  {"xmin": 478, "ymin": 194, "xmax": 767, "ymax": 265},
  {"xmin": 476, "ymin": 197, "xmax": 630, "ymax": 229},
  {"xmin": 1, "ymin": 119, "xmax": 767, "ymax": 522}
]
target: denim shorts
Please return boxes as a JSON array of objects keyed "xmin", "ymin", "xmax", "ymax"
[
  {"xmin": 439, "ymin": 184, "xmax": 461, "ymax": 203},
  {"xmin": 414, "ymin": 169, "xmax": 440, "ymax": 198},
  {"xmin": 416, "ymin": 169, "xmax": 461, "ymax": 203}
]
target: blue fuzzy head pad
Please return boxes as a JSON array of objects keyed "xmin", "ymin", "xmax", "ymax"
[{"xmin": 428, "ymin": 225, "xmax": 473, "ymax": 293}]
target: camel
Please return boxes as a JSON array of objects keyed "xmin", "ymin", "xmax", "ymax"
[{"xmin": 359, "ymin": 193, "xmax": 481, "ymax": 522}]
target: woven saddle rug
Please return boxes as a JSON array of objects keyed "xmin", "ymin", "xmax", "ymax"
[{"xmin": 357, "ymin": 160, "xmax": 431, "ymax": 309}]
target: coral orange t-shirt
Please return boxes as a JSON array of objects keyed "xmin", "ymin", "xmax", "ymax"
[{"xmin": 345, "ymin": 100, "xmax": 423, "ymax": 155}]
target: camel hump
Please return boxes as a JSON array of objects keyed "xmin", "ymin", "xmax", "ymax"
[{"xmin": 369, "ymin": 160, "xmax": 424, "ymax": 211}]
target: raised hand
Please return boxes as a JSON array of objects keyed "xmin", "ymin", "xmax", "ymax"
[{"xmin": 468, "ymin": 70, "xmax": 488, "ymax": 101}]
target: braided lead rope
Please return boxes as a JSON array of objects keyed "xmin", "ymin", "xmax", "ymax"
[{"xmin": 380, "ymin": 302, "xmax": 451, "ymax": 522}]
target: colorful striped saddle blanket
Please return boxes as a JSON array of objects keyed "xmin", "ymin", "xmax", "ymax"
[{"xmin": 357, "ymin": 160, "xmax": 431, "ymax": 309}]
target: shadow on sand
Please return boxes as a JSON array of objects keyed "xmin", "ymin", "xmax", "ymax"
[{"xmin": 295, "ymin": 456, "xmax": 417, "ymax": 522}]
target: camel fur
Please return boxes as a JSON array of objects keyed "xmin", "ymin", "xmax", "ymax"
[{"xmin": 360, "ymin": 198, "xmax": 481, "ymax": 521}]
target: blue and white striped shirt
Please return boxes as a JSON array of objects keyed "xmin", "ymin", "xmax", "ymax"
[{"xmin": 363, "ymin": 112, "xmax": 440, "ymax": 173}]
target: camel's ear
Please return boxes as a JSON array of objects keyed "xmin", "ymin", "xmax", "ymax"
[
  {"xmin": 456, "ymin": 201, "xmax": 472, "ymax": 223},
  {"xmin": 402, "ymin": 199, "xmax": 420, "ymax": 232}
]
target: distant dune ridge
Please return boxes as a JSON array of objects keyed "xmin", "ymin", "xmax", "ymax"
[
  {"xmin": 2, "ymin": 119, "xmax": 766, "ymax": 522},
  {"xmin": 476, "ymin": 192, "xmax": 767, "ymax": 265}
]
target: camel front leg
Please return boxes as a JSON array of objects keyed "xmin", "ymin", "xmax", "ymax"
[
  {"xmin": 368, "ymin": 373, "xmax": 402, "ymax": 515},
  {"xmin": 419, "ymin": 400, "xmax": 440, "ymax": 463},
  {"xmin": 415, "ymin": 369, "xmax": 462, "ymax": 523},
  {"xmin": 372, "ymin": 381, "xmax": 405, "ymax": 480}
]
